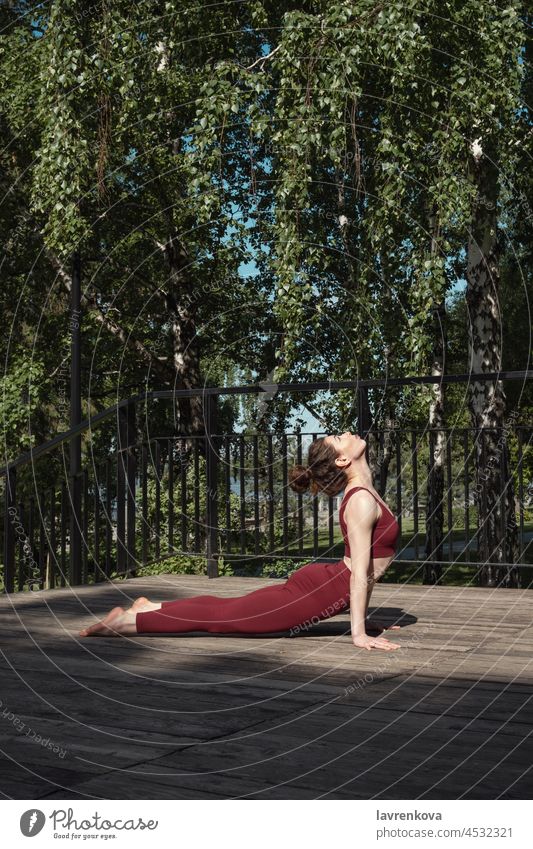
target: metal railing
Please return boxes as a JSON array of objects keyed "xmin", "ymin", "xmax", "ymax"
[{"xmin": 1, "ymin": 370, "xmax": 531, "ymax": 592}]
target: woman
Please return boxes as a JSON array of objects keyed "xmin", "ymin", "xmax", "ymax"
[{"xmin": 80, "ymin": 431, "xmax": 401, "ymax": 652}]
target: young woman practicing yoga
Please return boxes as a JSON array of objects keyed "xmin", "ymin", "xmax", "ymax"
[{"xmin": 79, "ymin": 431, "xmax": 402, "ymax": 652}]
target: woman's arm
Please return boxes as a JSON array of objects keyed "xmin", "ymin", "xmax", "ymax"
[
  {"xmin": 345, "ymin": 491, "xmax": 376, "ymax": 638},
  {"xmin": 345, "ymin": 491, "xmax": 401, "ymax": 652}
]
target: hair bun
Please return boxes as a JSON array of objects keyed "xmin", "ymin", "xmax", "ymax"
[{"xmin": 288, "ymin": 463, "xmax": 312, "ymax": 494}]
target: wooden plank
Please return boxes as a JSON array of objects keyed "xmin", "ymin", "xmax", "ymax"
[
  {"xmin": 1, "ymin": 576, "xmax": 532, "ymax": 799},
  {"xmin": 142, "ymin": 703, "xmax": 533, "ymax": 800}
]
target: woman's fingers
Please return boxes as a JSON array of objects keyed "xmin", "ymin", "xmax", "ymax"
[{"xmin": 372, "ymin": 638, "xmax": 401, "ymax": 650}]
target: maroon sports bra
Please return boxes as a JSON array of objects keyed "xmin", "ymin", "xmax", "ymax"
[{"xmin": 339, "ymin": 486, "xmax": 400, "ymax": 559}]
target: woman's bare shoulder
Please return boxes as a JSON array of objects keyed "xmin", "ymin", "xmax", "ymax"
[{"xmin": 343, "ymin": 489, "xmax": 378, "ymax": 523}]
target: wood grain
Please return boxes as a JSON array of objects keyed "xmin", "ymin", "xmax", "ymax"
[{"xmin": 0, "ymin": 575, "xmax": 531, "ymax": 799}]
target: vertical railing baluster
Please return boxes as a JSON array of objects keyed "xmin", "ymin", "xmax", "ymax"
[
  {"xmin": 82, "ymin": 470, "xmax": 88, "ymax": 584},
  {"xmin": 464, "ymin": 430, "xmax": 470, "ymax": 563},
  {"xmin": 267, "ymin": 433, "xmax": 274, "ymax": 553},
  {"xmin": 17, "ymin": 501, "xmax": 25, "ymax": 592},
  {"xmin": 253, "ymin": 434, "xmax": 260, "ymax": 557},
  {"xmin": 60, "ymin": 481, "xmax": 67, "ymax": 586},
  {"xmin": 447, "ymin": 432, "xmax": 453, "ymax": 562},
  {"xmin": 105, "ymin": 458, "xmax": 112, "ymax": 577},
  {"xmin": 155, "ymin": 439, "xmax": 161, "ymax": 561},
  {"xmin": 480, "ymin": 429, "xmax": 491, "ymax": 585},
  {"xmin": 194, "ymin": 437, "xmax": 200, "ymax": 553},
  {"xmin": 282, "ymin": 433, "xmax": 288, "ymax": 554},
  {"xmin": 205, "ymin": 393, "xmax": 219, "ymax": 577},
  {"xmin": 499, "ymin": 426, "xmax": 507, "ymax": 568},
  {"xmin": 69, "ymin": 251, "xmax": 82, "ymax": 586},
  {"xmin": 225, "ymin": 436, "xmax": 232, "ymax": 552},
  {"xmin": 49, "ymin": 489, "xmax": 56, "ymax": 589},
  {"xmin": 117, "ymin": 400, "xmax": 136, "ymax": 573},
  {"xmin": 395, "ymin": 431, "xmax": 402, "ymax": 548},
  {"xmin": 168, "ymin": 438, "xmax": 174, "ymax": 555},
  {"xmin": 0, "ymin": 509, "xmax": 3, "ymax": 588},
  {"xmin": 69, "ymin": 469, "xmax": 82, "ymax": 587},
  {"xmin": 411, "ymin": 430, "xmax": 419, "ymax": 561},
  {"xmin": 39, "ymin": 491, "xmax": 47, "ymax": 590},
  {"xmin": 180, "ymin": 439, "xmax": 188, "ymax": 551},
  {"xmin": 312, "ymin": 432, "xmax": 318, "ymax": 559},
  {"xmin": 239, "ymin": 433, "xmax": 245, "ymax": 554},
  {"xmin": 116, "ymin": 415, "xmax": 126, "ymax": 574},
  {"xmin": 328, "ymin": 493, "xmax": 334, "ymax": 548},
  {"xmin": 141, "ymin": 443, "xmax": 149, "ymax": 565},
  {"xmin": 424, "ymin": 430, "xmax": 436, "ymax": 584},
  {"xmin": 358, "ymin": 385, "xmax": 371, "ymax": 442},
  {"xmin": 3, "ymin": 467, "xmax": 16, "ymax": 593},
  {"xmin": 94, "ymin": 472, "xmax": 101, "ymax": 582},
  {"xmin": 28, "ymin": 496, "xmax": 35, "ymax": 587},
  {"xmin": 126, "ymin": 401, "xmax": 136, "ymax": 572},
  {"xmin": 296, "ymin": 432, "xmax": 303, "ymax": 556},
  {"xmin": 518, "ymin": 428, "xmax": 524, "ymax": 563},
  {"xmin": 379, "ymin": 430, "xmax": 386, "ymax": 495}
]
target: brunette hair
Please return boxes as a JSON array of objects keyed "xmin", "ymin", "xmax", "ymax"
[{"xmin": 288, "ymin": 436, "xmax": 348, "ymax": 497}]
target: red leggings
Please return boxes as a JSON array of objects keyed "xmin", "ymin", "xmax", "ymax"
[{"xmin": 135, "ymin": 560, "xmax": 352, "ymax": 635}]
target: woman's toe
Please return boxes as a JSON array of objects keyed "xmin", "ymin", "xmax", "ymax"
[
  {"xmin": 79, "ymin": 606, "xmax": 125, "ymax": 637},
  {"xmin": 130, "ymin": 597, "xmax": 151, "ymax": 612}
]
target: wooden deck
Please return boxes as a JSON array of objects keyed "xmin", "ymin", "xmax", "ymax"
[{"xmin": 1, "ymin": 574, "xmax": 532, "ymax": 800}]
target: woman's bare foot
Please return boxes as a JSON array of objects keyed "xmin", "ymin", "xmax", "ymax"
[
  {"xmin": 79, "ymin": 606, "xmax": 138, "ymax": 637},
  {"xmin": 128, "ymin": 596, "xmax": 161, "ymax": 614}
]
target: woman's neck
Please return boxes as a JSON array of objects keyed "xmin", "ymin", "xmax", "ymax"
[{"xmin": 345, "ymin": 466, "xmax": 373, "ymax": 489}]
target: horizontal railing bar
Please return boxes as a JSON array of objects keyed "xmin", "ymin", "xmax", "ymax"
[
  {"xmin": 1, "ymin": 369, "xmax": 531, "ymax": 475},
  {"xmin": 145, "ymin": 551, "xmax": 532, "ymax": 569},
  {"xmin": 109, "ymin": 549, "xmax": 533, "ymax": 574},
  {"xmin": 152, "ymin": 370, "xmax": 532, "ymax": 399},
  {"xmin": 0, "ymin": 397, "xmax": 134, "ymax": 475}
]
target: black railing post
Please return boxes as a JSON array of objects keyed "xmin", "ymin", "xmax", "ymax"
[
  {"xmin": 69, "ymin": 251, "xmax": 82, "ymax": 585},
  {"xmin": 205, "ymin": 392, "xmax": 219, "ymax": 578},
  {"xmin": 126, "ymin": 401, "xmax": 136, "ymax": 571},
  {"xmin": 117, "ymin": 399, "xmax": 136, "ymax": 574},
  {"xmin": 3, "ymin": 467, "xmax": 16, "ymax": 593},
  {"xmin": 358, "ymin": 385, "xmax": 371, "ymax": 445},
  {"xmin": 358, "ymin": 385, "xmax": 373, "ymax": 477}
]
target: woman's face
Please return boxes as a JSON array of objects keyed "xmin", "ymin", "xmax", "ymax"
[{"xmin": 325, "ymin": 431, "xmax": 366, "ymax": 463}]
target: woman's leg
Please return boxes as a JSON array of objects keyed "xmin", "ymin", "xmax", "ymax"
[
  {"xmin": 136, "ymin": 563, "xmax": 349, "ymax": 634},
  {"xmin": 80, "ymin": 561, "xmax": 351, "ymax": 637},
  {"xmin": 136, "ymin": 584, "xmax": 299, "ymax": 634}
]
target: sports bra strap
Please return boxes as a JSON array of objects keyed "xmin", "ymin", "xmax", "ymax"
[{"xmin": 340, "ymin": 485, "xmax": 372, "ymax": 513}]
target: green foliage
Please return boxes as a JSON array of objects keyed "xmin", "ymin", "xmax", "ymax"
[
  {"xmin": 129, "ymin": 553, "xmax": 207, "ymax": 578},
  {"xmin": 0, "ymin": 1, "xmax": 530, "ymax": 493},
  {"xmin": 0, "ymin": 355, "xmax": 51, "ymax": 456},
  {"xmin": 187, "ymin": 0, "xmax": 527, "ymax": 389},
  {"xmin": 261, "ymin": 558, "xmax": 298, "ymax": 578}
]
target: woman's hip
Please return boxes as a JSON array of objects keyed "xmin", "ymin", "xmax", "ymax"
[{"xmin": 285, "ymin": 560, "xmax": 351, "ymax": 603}]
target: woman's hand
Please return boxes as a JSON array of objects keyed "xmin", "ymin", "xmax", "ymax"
[{"xmin": 352, "ymin": 633, "xmax": 401, "ymax": 651}]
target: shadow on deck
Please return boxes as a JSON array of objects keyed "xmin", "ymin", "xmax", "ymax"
[{"xmin": 1, "ymin": 574, "xmax": 532, "ymax": 800}]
